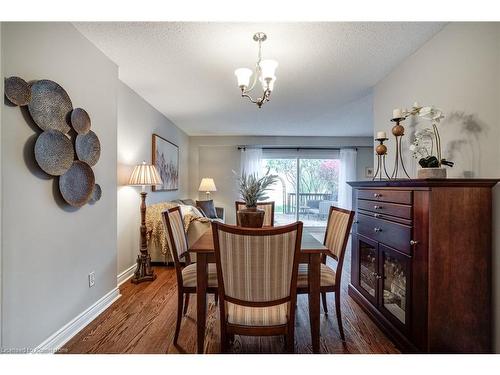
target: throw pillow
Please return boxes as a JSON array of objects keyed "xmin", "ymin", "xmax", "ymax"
[{"xmin": 196, "ymin": 199, "xmax": 217, "ymax": 219}]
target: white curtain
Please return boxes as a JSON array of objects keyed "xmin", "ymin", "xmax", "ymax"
[
  {"xmin": 240, "ymin": 148, "xmax": 263, "ymax": 177},
  {"xmin": 338, "ymin": 148, "xmax": 357, "ymax": 210}
]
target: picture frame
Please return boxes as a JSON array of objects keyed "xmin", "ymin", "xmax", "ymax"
[
  {"xmin": 152, "ymin": 134, "xmax": 179, "ymax": 191},
  {"xmin": 365, "ymin": 166, "xmax": 374, "ymax": 178}
]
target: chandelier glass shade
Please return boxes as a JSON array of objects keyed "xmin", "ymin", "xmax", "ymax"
[{"xmin": 234, "ymin": 32, "xmax": 278, "ymax": 108}]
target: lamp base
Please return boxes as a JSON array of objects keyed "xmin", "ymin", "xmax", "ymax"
[
  {"xmin": 131, "ymin": 190, "xmax": 156, "ymax": 284},
  {"xmin": 131, "ymin": 252, "xmax": 156, "ymax": 284}
]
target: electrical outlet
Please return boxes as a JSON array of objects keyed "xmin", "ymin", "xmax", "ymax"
[{"xmin": 88, "ymin": 272, "xmax": 95, "ymax": 288}]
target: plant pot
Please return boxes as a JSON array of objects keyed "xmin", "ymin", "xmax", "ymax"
[
  {"xmin": 237, "ymin": 207, "xmax": 265, "ymax": 228},
  {"xmin": 417, "ymin": 167, "xmax": 447, "ymax": 179}
]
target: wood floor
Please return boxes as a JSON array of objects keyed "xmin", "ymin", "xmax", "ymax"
[{"xmin": 62, "ymin": 246, "xmax": 400, "ymax": 354}]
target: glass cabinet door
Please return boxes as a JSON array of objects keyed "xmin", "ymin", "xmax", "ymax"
[
  {"xmin": 358, "ymin": 236, "xmax": 378, "ymax": 304},
  {"xmin": 379, "ymin": 244, "xmax": 411, "ymax": 331}
]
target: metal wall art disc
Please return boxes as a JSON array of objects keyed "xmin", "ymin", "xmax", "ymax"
[
  {"xmin": 75, "ymin": 130, "xmax": 100, "ymax": 166},
  {"xmin": 59, "ymin": 161, "xmax": 95, "ymax": 207},
  {"xmin": 34, "ymin": 130, "xmax": 74, "ymax": 176},
  {"xmin": 89, "ymin": 183, "xmax": 102, "ymax": 203},
  {"xmin": 5, "ymin": 76, "xmax": 31, "ymax": 106},
  {"xmin": 71, "ymin": 108, "xmax": 91, "ymax": 134},
  {"xmin": 28, "ymin": 80, "xmax": 72, "ymax": 133}
]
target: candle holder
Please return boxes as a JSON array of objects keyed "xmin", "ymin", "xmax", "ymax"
[
  {"xmin": 373, "ymin": 137, "xmax": 391, "ymax": 180},
  {"xmin": 390, "ymin": 117, "xmax": 411, "ymax": 179}
]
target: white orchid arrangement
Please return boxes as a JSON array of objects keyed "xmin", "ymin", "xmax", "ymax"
[{"xmin": 403, "ymin": 104, "xmax": 448, "ymax": 168}]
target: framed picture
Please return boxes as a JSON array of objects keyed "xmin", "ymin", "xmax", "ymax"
[
  {"xmin": 152, "ymin": 134, "xmax": 179, "ymax": 191},
  {"xmin": 365, "ymin": 166, "xmax": 374, "ymax": 178}
]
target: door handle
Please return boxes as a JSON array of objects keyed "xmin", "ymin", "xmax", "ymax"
[
  {"xmin": 410, "ymin": 240, "xmax": 419, "ymax": 246},
  {"xmin": 374, "ymin": 227, "xmax": 382, "ymax": 233}
]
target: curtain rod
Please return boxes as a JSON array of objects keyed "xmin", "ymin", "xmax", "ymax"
[{"xmin": 237, "ymin": 146, "xmax": 359, "ymax": 151}]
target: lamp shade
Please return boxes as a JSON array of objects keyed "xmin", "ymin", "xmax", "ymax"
[
  {"xmin": 234, "ymin": 68, "xmax": 253, "ymax": 88},
  {"xmin": 259, "ymin": 59, "xmax": 278, "ymax": 80},
  {"xmin": 198, "ymin": 178, "xmax": 217, "ymax": 192},
  {"xmin": 128, "ymin": 161, "xmax": 162, "ymax": 186},
  {"xmin": 260, "ymin": 75, "xmax": 276, "ymax": 91}
]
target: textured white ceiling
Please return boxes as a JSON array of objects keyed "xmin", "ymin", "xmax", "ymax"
[{"xmin": 74, "ymin": 22, "xmax": 445, "ymax": 136}]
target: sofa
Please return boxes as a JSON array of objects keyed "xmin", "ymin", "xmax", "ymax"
[{"xmin": 147, "ymin": 198, "xmax": 225, "ymax": 263}]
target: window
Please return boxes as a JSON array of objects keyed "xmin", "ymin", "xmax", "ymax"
[{"xmin": 261, "ymin": 149, "xmax": 340, "ymax": 228}]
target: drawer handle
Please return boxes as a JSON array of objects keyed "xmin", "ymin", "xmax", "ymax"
[
  {"xmin": 374, "ymin": 227, "xmax": 382, "ymax": 233},
  {"xmin": 353, "ymin": 220, "xmax": 359, "ymax": 224},
  {"xmin": 410, "ymin": 240, "xmax": 419, "ymax": 246},
  {"xmin": 373, "ymin": 193, "xmax": 382, "ymax": 198},
  {"xmin": 373, "ymin": 213, "xmax": 381, "ymax": 218},
  {"xmin": 373, "ymin": 205, "xmax": 382, "ymax": 210},
  {"xmin": 376, "ymin": 275, "xmax": 383, "ymax": 280}
]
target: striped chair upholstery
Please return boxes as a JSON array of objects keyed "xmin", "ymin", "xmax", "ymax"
[
  {"xmin": 324, "ymin": 207, "xmax": 352, "ymax": 259},
  {"xmin": 215, "ymin": 224, "xmax": 300, "ymax": 327},
  {"xmin": 297, "ymin": 263, "xmax": 336, "ymax": 287},
  {"xmin": 297, "ymin": 206, "xmax": 352, "ymax": 287},
  {"xmin": 235, "ymin": 201, "xmax": 275, "ymax": 226},
  {"xmin": 162, "ymin": 206, "xmax": 220, "ymax": 346},
  {"xmin": 162, "ymin": 208, "xmax": 188, "ymax": 262}
]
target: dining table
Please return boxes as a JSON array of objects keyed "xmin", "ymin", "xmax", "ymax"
[{"xmin": 188, "ymin": 227, "xmax": 330, "ymax": 354}]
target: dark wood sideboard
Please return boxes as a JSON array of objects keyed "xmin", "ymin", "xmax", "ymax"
[{"xmin": 347, "ymin": 179, "xmax": 499, "ymax": 353}]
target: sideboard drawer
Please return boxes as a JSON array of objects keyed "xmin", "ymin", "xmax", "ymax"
[
  {"xmin": 358, "ymin": 189, "xmax": 412, "ymax": 205},
  {"xmin": 357, "ymin": 199, "xmax": 412, "ymax": 220},
  {"xmin": 357, "ymin": 213, "xmax": 412, "ymax": 254}
]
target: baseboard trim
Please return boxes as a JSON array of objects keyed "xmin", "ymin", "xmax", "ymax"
[
  {"xmin": 33, "ymin": 287, "xmax": 121, "ymax": 353},
  {"xmin": 117, "ymin": 264, "xmax": 136, "ymax": 286}
]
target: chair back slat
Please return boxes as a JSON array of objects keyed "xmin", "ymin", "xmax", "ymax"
[
  {"xmin": 213, "ymin": 223, "xmax": 302, "ymax": 304},
  {"xmin": 161, "ymin": 207, "xmax": 188, "ymax": 265},
  {"xmin": 324, "ymin": 206, "xmax": 355, "ymax": 260}
]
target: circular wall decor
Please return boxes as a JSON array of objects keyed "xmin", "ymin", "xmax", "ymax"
[
  {"xmin": 59, "ymin": 161, "xmax": 95, "ymax": 207},
  {"xmin": 71, "ymin": 108, "xmax": 91, "ymax": 134},
  {"xmin": 28, "ymin": 79, "xmax": 73, "ymax": 133},
  {"xmin": 75, "ymin": 130, "xmax": 101, "ymax": 166},
  {"xmin": 89, "ymin": 183, "xmax": 102, "ymax": 203},
  {"xmin": 34, "ymin": 130, "xmax": 74, "ymax": 176},
  {"xmin": 5, "ymin": 76, "xmax": 31, "ymax": 106}
]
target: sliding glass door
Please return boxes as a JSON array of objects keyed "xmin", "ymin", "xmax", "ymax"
[
  {"xmin": 262, "ymin": 158, "xmax": 297, "ymax": 226},
  {"xmin": 297, "ymin": 158, "xmax": 339, "ymax": 227},
  {"xmin": 262, "ymin": 150, "xmax": 340, "ymax": 229}
]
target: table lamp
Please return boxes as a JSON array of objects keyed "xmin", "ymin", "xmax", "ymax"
[
  {"xmin": 198, "ymin": 178, "xmax": 217, "ymax": 200},
  {"xmin": 128, "ymin": 161, "xmax": 162, "ymax": 284}
]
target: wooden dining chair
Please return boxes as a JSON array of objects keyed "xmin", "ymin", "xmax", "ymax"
[
  {"xmin": 296, "ymin": 205, "xmax": 354, "ymax": 341},
  {"xmin": 161, "ymin": 206, "xmax": 219, "ymax": 345},
  {"xmin": 212, "ymin": 221, "xmax": 303, "ymax": 353},
  {"xmin": 235, "ymin": 201, "xmax": 275, "ymax": 226}
]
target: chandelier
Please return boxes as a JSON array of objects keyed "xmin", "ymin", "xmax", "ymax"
[{"xmin": 234, "ymin": 32, "xmax": 278, "ymax": 108}]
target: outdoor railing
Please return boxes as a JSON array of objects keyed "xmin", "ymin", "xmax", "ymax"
[{"xmin": 285, "ymin": 192, "xmax": 336, "ymax": 214}]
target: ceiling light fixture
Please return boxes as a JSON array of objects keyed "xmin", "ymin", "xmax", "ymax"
[{"xmin": 234, "ymin": 32, "xmax": 278, "ymax": 108}]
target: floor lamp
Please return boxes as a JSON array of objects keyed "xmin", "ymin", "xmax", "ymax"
[{"xmin": 128, "ymin": 161, "xmax": 163, "ymax": 284}]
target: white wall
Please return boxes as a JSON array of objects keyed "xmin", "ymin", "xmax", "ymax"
[
  {"xmin": 189, "ymin": 136, "xmax": 373, "ymax": 224},
  {"xmin": 117, "ymin": 82, "xmax": 190, "ymax": 274},
  {"xmin": 1, "ymin": 22, "xmax": 118, "ymax": 349},
  {"xmin": 373, "ymin": 22, "xmax": 500, "ymax": 351}
]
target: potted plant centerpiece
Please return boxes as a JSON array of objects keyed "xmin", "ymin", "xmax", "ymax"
[{"xmin": 236, "ymin": 171, "xmax": 278, "ymax": 228}]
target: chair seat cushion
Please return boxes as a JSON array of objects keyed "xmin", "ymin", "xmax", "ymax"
[
  {"xmin": 226, "ymin": 301, "xmax": 289, "ymax": 326},
  {"xmin": 182, "ymin": 263, "xmax": 218, "ymax": 288},
  {"xmin": 297, "ymin": 263, "xmax": 336, "ymax": 288}
]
